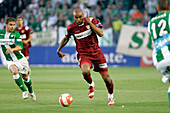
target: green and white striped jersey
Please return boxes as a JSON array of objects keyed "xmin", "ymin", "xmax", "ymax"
[
  {"xmin": 0, "ymin": 29, "xmax": 24, "ymax": 61},
  {"xmin": 148, "ymin": 12, "xmax": 170, "ymax": 64}
]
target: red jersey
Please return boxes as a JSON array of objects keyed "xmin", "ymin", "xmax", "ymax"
[
  {"xmin": 65, "ymin": 18, "xmax": 103, "ymax": 54},
  {"xmin": 15, "ymin": 26, "xmax": 33, "ymax": 48}
]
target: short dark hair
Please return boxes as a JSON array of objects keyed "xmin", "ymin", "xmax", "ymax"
[
  {"xmin": 5, "ymin": 17, "xmax": 16, "ymax": 24},
  {"xmin": 17, "ymin": 16, "xmax": 23, "ymax": 20},
  {"xmin": 158, "ymin": 0, "xmax": 169, "ymax": 11}
]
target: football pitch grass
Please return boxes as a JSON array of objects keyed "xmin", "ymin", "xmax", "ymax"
[{"xmin": 0, "ymin": 67, "xmax": 168, "ymax": 113}]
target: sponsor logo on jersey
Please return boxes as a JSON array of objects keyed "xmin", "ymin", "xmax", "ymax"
[
  {"xmin": 154, "ymin": 33, "xmax": 170, "ymax": 52},
  {"xmin": 0, "ymin": 39, "xmax": 15, "ymax": 45},
  {"xmin": 20, "ymin": 34, "xmax": 26, "ymax": 39},
  {"xmin": 74, "ymin": 29, "xmax": 92, "ymax": 39}
]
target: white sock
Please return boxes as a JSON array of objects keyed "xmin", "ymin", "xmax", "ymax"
[
  {"xmin": 162, "ymin": 75, "xmax": 169, "ymax": 83},
  {"xmin": 168, "ymin": 86, "xmax": 170, "ymax": 93},
  {"xmin": 89, "ymin": 81, "xmax": 94, "ymax": 87},
  {"xmin": 108, "ymin": 93, "xmax": 113, "ymax": 98},
  {"xmin": 13, "ymin": 74, "xmax": 20, "ymax": 79}
]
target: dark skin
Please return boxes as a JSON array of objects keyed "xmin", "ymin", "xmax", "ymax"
[{"xmin": 57, "ymin": 9, "xmax": 111, "ymax": 84}]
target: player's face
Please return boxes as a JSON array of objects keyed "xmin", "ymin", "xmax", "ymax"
[
  {"xmin": 6, "ymin": 21, "xmax": 15, "ymax": 32},
  {"xmin": 17, "ymin": 18, "xmax": 23, "ymax": 26},
  {"xmin": 73, "ymin": 12, "xmax": 84, "ymax": 25}
]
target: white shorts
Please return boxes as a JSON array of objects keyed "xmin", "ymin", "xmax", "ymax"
[
  {"xmin": 6, "ymin": 57, "xmax": 30, "ymax": 74},
  {"xmin": 155, "ymin": 57, "xmax": 170, "ymax": 83}
]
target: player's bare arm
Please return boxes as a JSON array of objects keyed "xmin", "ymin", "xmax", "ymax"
[
  {"xmin": 57, "ymin": 36, "xmax": 69, "ymax": 58},
  {"xmin": 86, "ymin": 11, "xmax": 103, "ymax": 37},
  {"xmin": 6, "ymin": 46, "xmax": 22, "ymax": 54},
  {"xmin": 23, "ymin": 34, "xmax": 33, "ymax": 44}
]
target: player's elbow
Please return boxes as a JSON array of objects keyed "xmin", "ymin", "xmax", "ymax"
[
  {"xmin": 98, "ymin": 32, "xmax": 103, "ymax": 37},
  {"xmin": 17, "ymin": 46, "xmax": 22, "ymax": 50}
]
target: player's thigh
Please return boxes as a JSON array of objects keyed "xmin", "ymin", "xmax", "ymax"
[
  {"xmin": 21, "ymin": 74, "xmax": 29, "ymax": 80},
  {"xmin": 155, "ymin": 58, "xmax": 170, "ymax": 74},
  {"xmin": 9, "ymin": 64, "xmax": 19, "ymax": 74},
  {"xmin": 16, "ymin": 57, "xmax": 30, "ymax": 74},
  {"xmin": 92, "ymin": 51, "xmax": 108, "ymax": 73},
  {"xmin": 77, "ymin": 54, "xmax": 92, "ymax": 68}
]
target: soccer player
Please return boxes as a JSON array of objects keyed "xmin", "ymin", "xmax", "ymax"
[
  {"xmin": 57, "ymin": 9, "xmax": 114, "ymax": 105},
  {"xmin": 148, "ymin": 0, "xmax": 170, "ymax": 111},
  {"xmin": 15, "ymin": 16, "xmax": 33, "ymax": 60},
  {"xmin": 0, "ymin": 17, "xmax": 36, "ymax": 100}
]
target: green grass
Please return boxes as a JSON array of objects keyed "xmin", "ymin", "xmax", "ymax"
[{"xmin": 0, "ymin": 67, "xmax": 168, "ymax": 113}]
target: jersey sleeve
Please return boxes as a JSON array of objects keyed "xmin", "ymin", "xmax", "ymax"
[
  {"xmin": 26, "ymin": 26, "xmax": 33, "ymax": 34},
  {"xmin": 15, "ymin": 31, "xmax": 23, "ymax": 49},
  {"xmin": 65, "ymin": 25, "xmax": 72, "ymax": 39},
  {"xmin": 91, "ymin": 18, "xmax": 103, "ymax": 28}
]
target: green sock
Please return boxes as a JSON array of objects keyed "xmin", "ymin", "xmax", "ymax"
[
  {"xmin": 24, "ymin": 76, "xmax": 33, "ymax": 94},
  {"xmin": 13, "ymin": 74, "xmax": 27, "ymax": 92},
  {"xmin": 168, "ymin": 87, "xmax": 170, "ymax": 112}
]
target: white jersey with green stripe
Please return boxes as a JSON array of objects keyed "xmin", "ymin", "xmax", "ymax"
[
  {"xmin": 148, "ymin": 12, "xmax": 170, "ymax": 65},
  {"xmin": 0, "ymin": 29, "xmax": 24, "ymax": 62}
]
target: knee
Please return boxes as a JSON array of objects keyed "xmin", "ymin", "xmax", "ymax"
[
  {"xmin": 12, "ymin": 70, "xmax": 18, "ymax": 75},
  {"xmin": 102, "ymin": 74, "xmax": 110, "ymax": 82},
  {"xmin": 22, "ymin": 74, "xmax": 28, "ymax": 81},
  {"xmin": 9, "ymin": 65, "xmax": 18, "ymax": 75},
  {"xmin": 82, "ymin": 69, "xmax": 90, "ymax": 76}
]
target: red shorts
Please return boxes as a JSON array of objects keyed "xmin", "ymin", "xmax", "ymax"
[
  {"xmin": 77, "ymin": 49, "xmax": 108, "ymax": 73},
  {"xmin": 22, "ymin": 47, "xmax": 30, "ymax": 57}
]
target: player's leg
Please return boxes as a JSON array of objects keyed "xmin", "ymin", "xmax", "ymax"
[
  {"xmin": 81, "ymin": 63, "xmax": 92, "ymax": 84},
  {"xmin": 162, "ymin": 74, "xmax": 170, "ymax": 110},
  {"xmin": 93, "ymin": 49, "xmax": 114, "ymax": 105},
  {"xmin": 81, "ymin": 63, "xmax": 95, "ymax": 98},
  {"xmin": 22, "ymin": 74, "xmax": 33, "ymax": 94},
  {"xmin": 9, "ymin": 64, "xmax": 28, "ymax": 99},
  {"xmin": 18, "ymin": 57, "xmax": 36, "ymax": 100},
  {"xmin": 21, "ymin": 74, "xmax": 36, "ymax": 101},
  {"xmin": 156, "ymin": 59, "xmax": 170, "ymax": 112},
  {"xmin": 100, "ymin": 72, "xmax": 114, "ymax": 105}
]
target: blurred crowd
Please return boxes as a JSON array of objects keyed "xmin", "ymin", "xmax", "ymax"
[{"xmin": 0, "ymin": 0, "xmax": 159, "ymax": 45}]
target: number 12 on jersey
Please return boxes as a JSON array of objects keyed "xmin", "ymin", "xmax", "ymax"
[{"xmin": 151, "ymin": 19, "xmax": 168, "ymax": 39}]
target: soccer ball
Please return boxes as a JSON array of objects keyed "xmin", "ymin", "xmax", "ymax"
[{"xmin": 59, "ymin": 93, "xmax": 73, "ymax": 107}]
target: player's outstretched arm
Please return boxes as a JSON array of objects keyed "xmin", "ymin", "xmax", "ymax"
[
  {"xmin": 23, "ymin": 34, "xmax": 33, "ymax": 44},
  {"xmin": 57, "ymin": 36, "xmax": 69, "ymax": 58},
  {"xmin": 6, "ymin": 46, "xmax": 22, "ymax": 54},
  {"xmin": 85, "ymin": 11, "xmax": 103, "ymax": 37}
]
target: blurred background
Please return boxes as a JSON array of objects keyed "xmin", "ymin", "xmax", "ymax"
[{"xmin": 0, "ymin": 0, "xmax": 161, "ymax": 67}]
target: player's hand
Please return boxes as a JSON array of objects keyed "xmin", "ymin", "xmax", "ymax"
[
  {"xmin": 6, "ymin": 48, "xmax": 13, "ymax": 54},
  {"xmin": 57, "ymin": 51, "xmax": 66, "ymax": 58},
  {"xmin": 86, "ymin": 10, "xmax": 91, "ymax": 24}
]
